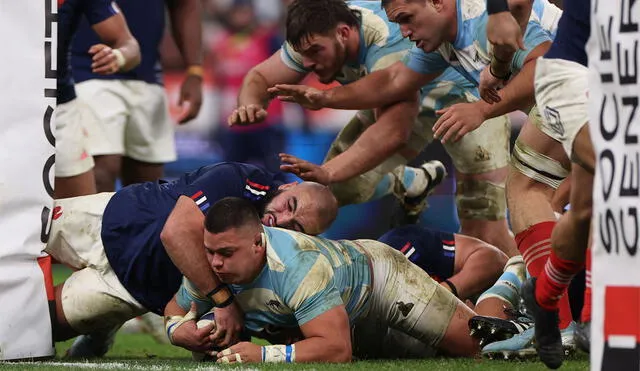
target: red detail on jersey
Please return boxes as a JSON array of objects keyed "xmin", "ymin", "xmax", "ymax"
[
  {"xmin": 246, "ymin": 179, "xmax": 270, "ymax": 191},
  {"xmin": 190, "ymin": 190, "xmax": 204, "ymax": 200},
  {"xmin": 604, "ymin": 286, "xmax": 640, "ymax": 339},
  {"xmin": 399, "ymin": 242, "xmax": 412, "ymax": 253},
  {"xmin": 58, "ymin": 0, "xmax": 65, "ymax": 6},
  {"xmin": 52, "ymin": 206, "xmax": 63, "ymax": 220},
  {"xmin": 37, "ymin": 255, "xmax": 54, "ymax": 301},
  {"xmin": 442, "ymin": 239, "xmax": 455, "ymax": 245}
]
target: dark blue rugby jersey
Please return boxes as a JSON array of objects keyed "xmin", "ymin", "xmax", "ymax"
[
  {"xmin": 58, "ymin": 0, "xmax": 118, "ymax": 104},
  {"xmin": 545, "ymin": 0, "xmax": 590, "ymax": 66},
  {"xmin": 378, "ymin": 224, "xmax": 456, "ymax": 282},
  {"xmin": 71, "ymin": 0, "xmax": 165, "ymax": 85},
  {"xmin": 101, "ymin": 162, "xmax": 284, "ymax": 315}
]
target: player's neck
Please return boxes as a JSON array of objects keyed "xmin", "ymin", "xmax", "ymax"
[
  {"xmin": 446, "ymin": 0, "xmax": 459, "ymax": 43},
  {"xmin": 346, "ymin": 27, "xmax": 360, "ymax": 63}
]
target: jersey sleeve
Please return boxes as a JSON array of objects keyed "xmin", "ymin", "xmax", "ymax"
[
  {"xmin": 366, "ymin": 42, "xmax": 408, "ymax": 73},
  {"xmin": 175, "ymin": 277, "xmax": 215, "ymax": 318},
  {"xmin": 512, "ymin": 20, "xmax": 553, "ymax": 71},
  {"xmin": 279, "ymin": 251, "xmax": 344, "ymax": 326},
  {"xmin": 280, "ymin": 43, "xmax": 309, "ymax": 73},
  {"xmin": 84, "ymin": 0, "xmax": 119, "ymax": 26},
  {"xmin": 403, "ymin": 46, "xmax": 450, "ymax": 75}
]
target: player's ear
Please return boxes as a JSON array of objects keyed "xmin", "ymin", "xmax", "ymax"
[
  {"xmin": 278, "ymin": 182, "xmax": 298, "ymax": 191},
  {"xmin": 254, "ymin": 231, "xmax": 266, "ymax": 249}
]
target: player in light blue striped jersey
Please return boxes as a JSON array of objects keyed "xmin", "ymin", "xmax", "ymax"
[
  {"xmin": 165, "ymin": 197, "xmax": 512, "ymax": 363},
  {"xmin": 231, "ymin": 0, "xmax": 519, "ymax": 261}
]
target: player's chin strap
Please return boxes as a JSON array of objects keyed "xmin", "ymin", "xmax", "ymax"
[
  {"xmin": 261, "ymin": 344, "xmax": 296, "ymax": 363},
  {"xmin": 164, "ymin": 308, "xmax": 198, "ymax": 345}
]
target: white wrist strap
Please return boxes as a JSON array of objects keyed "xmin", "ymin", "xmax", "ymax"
[
  {"xmin": 112, "ymin": 48, "xmax": 126, "ymax": 70},
  {"xmin": 261, "ymin": 344, "xmax": 295, "ymax": 363},
  {"xmin": 164, "ymin": 310, "xmax": 197, "ymax": 344}
]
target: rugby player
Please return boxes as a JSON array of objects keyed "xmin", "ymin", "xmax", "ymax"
[
  {"xmin": 56, "ymin": 0, "xmax": 140, "ymax": 198},
  {"xmin": 165, "ymin": 197, "xmax": 524, "ymax": 362},
  {"xmin": 232, "ymin": 0, "xmax": 518, "ymax": 257},
  {"xmin": 46, "ymin": 162, "xmax": 338, "ymax": 356}
]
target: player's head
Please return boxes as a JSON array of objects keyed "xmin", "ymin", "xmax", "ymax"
[
  {"xmin": 204, "ymin": 197, "xmax": 266, "ymax": 284},
  {"xmin": 285, "ymin": 0, "xmax": 361, "ymax": 83},
  {"xmin": 261, "ymin": 181, "xmax": 338, "ymax": 235},
  {"xmin": 382, "ymin": 0, "xmax": 453, "ymax": 52}
]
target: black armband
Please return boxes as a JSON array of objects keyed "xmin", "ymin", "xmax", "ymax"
[{"xmin": 487, "ymin": 0, "xmax": 509, "ymax": 14}]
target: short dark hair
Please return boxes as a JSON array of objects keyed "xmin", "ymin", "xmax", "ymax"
[
  {"xmin": 286, "ymin": 0, "xmax": 361, "ymax": 50},
  {"xmin": 204, "ymin": 197, "xmax": 261, "ymax": 234}
]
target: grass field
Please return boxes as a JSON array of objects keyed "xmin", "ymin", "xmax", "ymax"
[{"xmin": 0, "ymin": 266, "xmax": 589, "ymax": 370}]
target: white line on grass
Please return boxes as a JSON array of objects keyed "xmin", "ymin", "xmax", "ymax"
[{"xmin": 3, "ymin": 361, "xmax": 262, "ymax": 371}]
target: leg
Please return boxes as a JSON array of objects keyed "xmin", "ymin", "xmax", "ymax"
[
  {"xmin": 441, "ymin": 111, "xmax": 518, "ymax": 257},
  {"xmin": 93, "ymin": 155, "xmax": 122, "ymax": 192},
  {"xmin": 54, "ymin": 99, "xmax": 97, "ymax": 198},
  {"xmin": 123, "ymin": 81, "xmax": 176, "ymax": 185},
  {"xmin": 121, "ymin": 156, "xmax": 164, "ymax": 185}
]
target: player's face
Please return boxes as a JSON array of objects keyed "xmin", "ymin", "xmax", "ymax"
[
  {"xmin": 262, "ymin": 184, "xmax": 327, "ymax": 235},
  {"xmin": 295, "ymin": 32, "xmax": 347, "ymax": 84},
  {"xmin": 204, "ymin": 226, "xmax": 264, "ymax": 284},
  {"xmin": 385, "ymin": 0, "xmax": 447, "ymax": 52}
]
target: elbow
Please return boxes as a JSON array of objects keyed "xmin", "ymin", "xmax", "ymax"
[{"xmin": 327, "ymin": 341, "xmax": 352, "ymax": 363}]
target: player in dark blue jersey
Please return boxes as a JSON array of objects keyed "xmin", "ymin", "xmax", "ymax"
[
  {"xmin": 56, "ymin": 0, "xmax": 140, "ymax": 199},
  {"xmin": 45, "ymin": 162, "xmax": 338, "ymax": 355},
  {"xmin": 480, "ymin": 1, "xmax": 593, "ymax": 366},
  {"xmin": 70, "ymin": 0, "xmax": 203, "ymax": 192},
  {"xmin": 379, "ymin": 224, "xmax": 509, "ymax": 301}
]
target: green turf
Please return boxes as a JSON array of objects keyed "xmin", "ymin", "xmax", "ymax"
[{"xmin": 36, "ymin": 265, "xmax": 589, "ymax": 370}]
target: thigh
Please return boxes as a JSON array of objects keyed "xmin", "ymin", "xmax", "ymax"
[
  {"xmin": 46, "ymin": 192, "xmax": 114, "ymax": 269},
  {"xmin": 363, "ymin": 242, "xmax": 459, "ymax": 348},
  {"xmin": 55, "ymin": 99, "xmax": 95, "ymax": 178},
  {"xmin": 60, "ymin": 266, "xmax": 146, "ymax": 334},
  {"xmin": 125, "ymin": 82, "xmax": 176, "ymax": 163},
  {"xmin": 534, "ymin": 58, "xmax": 589, "ymax": 159}
]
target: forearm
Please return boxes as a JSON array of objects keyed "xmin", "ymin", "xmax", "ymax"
[
  {"xmin": 508, "ymin": 0, "xmax": 534, "ymax": 31},
  {"xmin": 323, "ymin": 100, "xmax": 417, "ymax": 183},
  {"xmin": 479, "ymin": 58, "xmax": 536, "ymax": 118},
  {"xmin": 165, "ymin": 295, "xmax": 189, "ymax": 317},
  {"xmin": 449, "ymin": 248, "xmax": 506, "ymax": 300},
  {"xmin": 163, "ymin": 231, "xmax": 221, "ymax": 295},
  {"xmin": 324, "ymin": 69, "xmax": 410, "ymax": 110},
  {"xmin": 168, "ymin": 0, "xmax": 203, "ymax": 67},
  {"xmin": 283, "ymin": 337, "xmax": 351, "ymax": 363},
  {"xmin": 238, "ymin": 70, "xmax": 273, "ymax": 108},
  {"xmin": 116, "ymin": 38, "xmax": 140, "ymax": 71}
]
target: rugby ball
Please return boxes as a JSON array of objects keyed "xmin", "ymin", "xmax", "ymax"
[{"xmin": 192, "ymin": 310, "xmax": 217, "ymax": 361}]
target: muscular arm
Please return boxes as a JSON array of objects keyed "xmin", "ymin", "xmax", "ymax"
[
  {"xmin": 91, "ymin": 12, "xmax": 140, "ymax": 71},
  {"xmin": 291, "ymin": 305, "xmax": 352, "ymax": 363},
  {"xmin": 478, "ymin": 41, "xmax": 551, "ymax": 118},
  {"xmin": 323, "ymin": 96, "xmax": 419, "ymax": 183},
  {"xmin": 160, "ymin": 196, "xmax": 220, "ymax": 295},
  {"xmin": 322, "ymin": 61, "xmax": 436, "ymax": 110},
  {"xmin": 166, "ymin": 0, "xmax": 203, "ymax": 67},
  {"xmin": 239, "ymin": 51, "xmax": 307, "ymax": 108}
]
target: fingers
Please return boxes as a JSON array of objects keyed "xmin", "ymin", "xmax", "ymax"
[
  {"xmin": 217, "ymin": 347, "xmax": 243, "ymax": 363},
  {"xmin": 279, "ymin": 153, "xmax": 302, "ymax": 165},
  {"xmin": 518, "ymin": 35, "xmax": 526, "ymax": 50},
  {"xmin": 227, "ymin": 106, "xmax": 267, "ymax": 126},
  {"xmin": 268, "ymin": 84, "xmax": 305, "ymax": 96},
  {"xmin": 280, "ymin": 164, "xmax": 302, "ymax": 176}
]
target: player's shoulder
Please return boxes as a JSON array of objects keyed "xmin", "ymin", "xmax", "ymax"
[
  {"xmin": 263, "ymin": 227, "xmax": 328, "ymax": 270},
  {"xmin": 349, "ymin": 1, "xmax": 402, "ymax": 47}
]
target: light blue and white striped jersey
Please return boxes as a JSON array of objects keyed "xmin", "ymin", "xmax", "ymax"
[
  {"xmin": 176, "ymin": 227, "xmax": 372, "ymax": 333},
  {"xmin": 405, "ymin": 0, "xmax": 562, "ymax": 86},
  {"xmin": 280, "ymin": 0, "xmax": 478, "ymax": 111}
]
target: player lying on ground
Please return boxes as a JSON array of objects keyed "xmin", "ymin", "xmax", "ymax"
[
  {"xmin": 164, "ymin": 197, "xmax": 528, "ymax": 363},
  {"xmin": 232, "ymin": 0, "xmax": 516, "ymax": 256},
  {"xmin": 46, "ymin": 162, "xmax": 338, "ymax": 357}
]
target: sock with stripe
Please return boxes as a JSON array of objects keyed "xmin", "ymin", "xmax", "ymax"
[
  {"xmin": 369, "ymin": 167, "xmax": 430, "ymax": 202},
  {"xmin": 515, "ymin": 221, "xmax": 574, "ymax": 329},
  {"xmin": 581, "ymin": 247, "xmax": 592, "ymax": 323},
  {"xmin": 535, "ymin": 250, "xmax": 585, "ymax": 311},
  {"xmin": 476, "ymin": 255, "xmax": 525, "ymax": 309}
]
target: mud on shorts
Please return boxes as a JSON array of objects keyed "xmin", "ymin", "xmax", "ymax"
[
  {"xmin": 45, "ymin": 193, "xmax": 146, "ymax": 333},
  {"xmin": 350, "ymin": 240, "xmax": 460, "ymax": 359}
]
